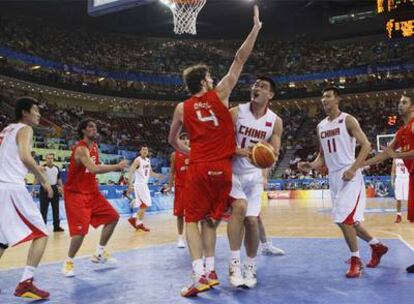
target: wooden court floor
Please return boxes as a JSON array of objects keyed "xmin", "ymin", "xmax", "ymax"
[{"xmin": 1, "ymin": 198, "xmax": 413, "ymax": 270}]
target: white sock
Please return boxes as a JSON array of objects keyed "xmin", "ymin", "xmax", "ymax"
[
  {"xmin": 368, "ymin": 238, "xmax": 380, "ymax": 245},
  {"xmin": 397, "ymin": 212, "xmax": 402, "ymax": 216},
  {"xmin": 230, "ymin": 250, "xmax": 241, "ymax": 264},
  {"xmin": 192, "ymin": 259, "xmax": 205, "ymax": 277},
  {"xmin": 132, "ymin": 213, "xmax": 138, "ymax": 219},
  {"xmin": 245, "ymin": 256, "xmax": 256, "ymax": 267},
  {"xmin": 205, "ymin": 256, "xmax": 215, "ymax": 273},
  {"xmin": 261, "ymin": 241, "xmax": 269, "ymax": 248},
  {"xmin": 21, "ymin": 266, "xmax": 35, "ymax": 282},
  {"xmin": 136, "ymin": 220, "xmax": 143, "ymax": 225},
  {"xmin": 178, "ymin": 234, "xmax": 184, "ymax": 240},
  {"xmin": 96, "ymin": 245, "xmax": 105, "ymax": 256},
  {"xmin": 351, "ymin": 251, "xmax": 360, "ymax": 258}
]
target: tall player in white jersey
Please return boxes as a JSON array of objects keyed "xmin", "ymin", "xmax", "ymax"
[
  {"xmin": 298, "ymin": 87, "xmax": 388, "ymax": 278},
  {"xmin": 0, "ymin": 97, "xmax": 53, "ymax": 299},
  {"xmin": 227, "ymin": 76, "xmax": 283, "ymax": 288},
  {"xmin": 391, "ymin": 158, "xmax": 409, "ymax": 223},
  {"xmin": 127, "ymin": 146, "xmax": 163, "ymax": 232}
]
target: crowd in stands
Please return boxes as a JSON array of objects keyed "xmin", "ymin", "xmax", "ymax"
[{"xmin": 0, "ymin": 15, "xmax": 414, "ymax": 100}]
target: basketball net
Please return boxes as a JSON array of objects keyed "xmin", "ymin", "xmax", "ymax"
[{"xmin": 162, "ymin": 0, "xmax": 206, "ymax": 35}]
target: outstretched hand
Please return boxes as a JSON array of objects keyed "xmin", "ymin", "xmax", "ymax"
[{"xmin": 253, "ymin": 5, "xmax": 262, "ymax": 30}]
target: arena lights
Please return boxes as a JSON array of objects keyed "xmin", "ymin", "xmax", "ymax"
[{"xmin": 30, "ymin": 65, "xmax": 41, "ymax": 70}]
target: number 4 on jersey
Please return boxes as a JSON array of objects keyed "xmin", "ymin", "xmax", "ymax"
[{"xmin": 196, "ymin": 110, "xmax": 219, "ymax": 127}]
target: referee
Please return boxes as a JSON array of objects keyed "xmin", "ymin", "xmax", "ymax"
[{"xmin": 39, "ymin": 153, "xmax": 64, "ymax": 232}]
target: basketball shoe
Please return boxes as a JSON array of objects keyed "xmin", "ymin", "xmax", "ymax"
[
  {"xmin": 136, "ymin": 223, "xmax": 150, "ymax": 232},
  {"xmin": 406, "ymin": 264, "xmax": 414, "ymax": 273},
  {"xmin": 367, "ymin": 243, "xmax": 388, "ymax": 268},
  {"xmin": 180, "ymin": 274, "xmax": 210, "ymax": 297},
  {"xmin": 62, "ymin": 260, "xmax": 75, "ymax": 277},
  {"xmin": 206, "ymin": 271, "xmax": 220, "ymax": 287},
  {"xmin": 91, "ymin": 251, "xmax": 118, "ymax": 264},
  {"xmin": 395, "ymin": 214, "xmax": 402, "ymax": 223},
  {"xmin": 243, "ymin": 263, "xmax": 257, "ymax": 288},
  {"xmin": 261, "ymin": 241, "xmax": 285, "ymax": 256},
  {"xmin": 346, "ymin": 256, "xmax": 363, "ymax": 278},
  {"xmin": 229, "ymin": 260, "xmax": 245, "ymax": 287},
  {"xmin": 14, "ymin": 278, "xmax": 49, "ymax": 299},
  {"xmin": 177, "ymin": 236, "xmax": 186, "ymax": 248},
  {"xmin": 128, "ymin": 217, "xmax": 137, "ymax": 229}
]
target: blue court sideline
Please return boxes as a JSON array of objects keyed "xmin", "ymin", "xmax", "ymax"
[{"xmin": 0, "ymin": 237, "xmax": 413, "ymax": 304}]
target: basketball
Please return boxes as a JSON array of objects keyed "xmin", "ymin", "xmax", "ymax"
[{"xmin": 251, "ymin": 142, "xmax": 276, "ymax": 169}]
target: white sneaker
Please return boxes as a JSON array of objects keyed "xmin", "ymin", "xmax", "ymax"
[
  {"xmin": 91, "ymin": 251, "xmax": 118, "ymax": 264},
  {"xmin": 243, "ymin": 263, "xmax": 257, "ymax": 288},
  {"xmin": 177, "ymin": 238, "xmax": 186, "ymax": 248},
  {"xmin": 229, "ymin": 260, "xmax": 245, "ymax": 287},
  {"xmin": 62, "ymin": 260, "xmax": 75, "ymax": 277},
  {"xmin": 261, "ymin": 242, "xmax": 285, "ymax": 256}
]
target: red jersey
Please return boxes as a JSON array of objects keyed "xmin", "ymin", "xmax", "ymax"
[
  {"xmin": 183, "ymin": 90, "xmax": 235, "ymax": 163},
  {"xmin": 174, "ymin": 151, "xmax": 188, "ymax": 187},
  {"xmin": 395, "ymin": 116, "xmax": 414, "ymax": 173},
  {"xmin": 64, "ymin": 140, "xmax": 100, "ymax": 194}
]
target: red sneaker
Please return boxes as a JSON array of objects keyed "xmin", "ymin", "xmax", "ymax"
[
  {"xmin": 14, "ymin": 278, "xmax": 49, "ymax": 300},
  {"xmin": 181, "ymin": 275, "xmax": 210, "ymax": 297},
  {"xmin": 136, "ymin": 223, "xmax": 150, "ymax": 232},
  {"xmin": 367, "ymin": 243, "xmax": 388, "ymax": 268},
  {"xmin": 346, "ymin": 256, "xmax": 363, "ymax": 278},
  {"xmin": 206, "ymin": 271, "xmax": 220, "ymax": 287},
  {"xmin": 128, "ymin": 217, "xmax": 137, "ymax": 229},
  {"xmin": 395, "ymin": 215, "xmax": 402, "ymax": 223}
]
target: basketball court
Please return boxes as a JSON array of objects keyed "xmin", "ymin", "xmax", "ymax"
[{"xmin": 1, "ymin": 197, "xmax": 413, "ymax": 302}]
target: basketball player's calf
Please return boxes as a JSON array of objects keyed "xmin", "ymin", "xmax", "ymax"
[
  {"xmin": 227, "ymin": 199, "xmax": 247, "ymax": 287},
  {"xmin": 243, "ymin": 216, "xmax": 260, "ymax": 288}
]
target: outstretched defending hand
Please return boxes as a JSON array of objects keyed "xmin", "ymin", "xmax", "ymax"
[{"xmin": 253, "ymin": 5, "xmax": 262, "ymax": 30}]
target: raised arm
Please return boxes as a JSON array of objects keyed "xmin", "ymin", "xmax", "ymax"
[
  {"xmin": 215, "ymin": 5, "xmax": 262, "ymax": 106},
  {"xmin": 168, "ymin": 103, "xmax": 190, "ymax": 154}
]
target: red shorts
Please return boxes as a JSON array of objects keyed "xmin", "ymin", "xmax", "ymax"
[
  {"xmin": 408, "ymin": 175, "xmax": 414, "ymax": 221},
  {"xmin": 64, "ymin": 190, "xmax": 120, "ymax": 237},
  {"xmin": 173, "ymin": 185, "xmax": 185, "ymax": 217},
  {"xmin": 184, "ymin": 159, "xmax": 232, "ymax": 223}
]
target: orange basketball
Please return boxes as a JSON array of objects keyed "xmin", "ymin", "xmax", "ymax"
[{"xmin": 251, "ymin": 142, "xmax": 276, "ymax": 169}]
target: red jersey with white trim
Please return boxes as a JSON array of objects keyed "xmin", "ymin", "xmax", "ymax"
[
  {"xmin": 395, "ymin": 116, "xmax": 414, "ymax": 173},
  {"xmin": 64, "ymin": 140, "xmax": 100, "ymax": 194},
  {"xmin": 174, "ymin": 151, "xmax": 188, "ymax": 187},
  {"xmin": 183, "ymin": 90, "xmax": 235, "ymax": 163}
]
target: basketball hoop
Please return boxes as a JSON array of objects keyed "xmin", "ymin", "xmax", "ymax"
[{"xmin": 162, "ymin": 0, "xmax": 206, "ymax": 35}]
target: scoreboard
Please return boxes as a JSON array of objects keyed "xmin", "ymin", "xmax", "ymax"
[
  {"xmin": 377, "ymin": 0, "xmax": 414, "ymax": 38},
  {"xmin": 88, "ymin": 0, "xmax": 153, "ymax": 16}
]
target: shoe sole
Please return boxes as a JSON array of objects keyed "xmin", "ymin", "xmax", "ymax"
[{"xmin": 15, "ymin": 292, "xmax": 49, "ymax": 299}]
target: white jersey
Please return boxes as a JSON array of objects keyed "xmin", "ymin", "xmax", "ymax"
[
  {"xmin": 0, "ymin": 123, "xmax": 29, "ymax": 185},
  {"xmin": 318, "ymin": 113, "xmax": 355, "ymax": 173},
  {"xmin": 233, "ymin": 103, "xmax": 278, "ymax": 175},
  {"xmin": 134, "ymin": 156, "xmax": 151, "ymax": 184},
  {"xmin": 395, "ymin": 158, "xmax": 409, "ymax": 179}
]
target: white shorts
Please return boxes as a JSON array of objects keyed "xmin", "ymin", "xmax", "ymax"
[
  {"xmin": 134, "ymin": 183, "xmax": 152, "ymax": 207},
  {"xmin": 230, "ymin": 170, "xmax": 263, "ymax": 217},
  {"xmin": 0, "ymin": 183, "xmax": 48, "ymax": 247},
  {"xmin": 395, "ymin": 177, "xmax": 409, "ymax": 201},
  {"xmin": 329, "ymin": 168, "xmax": 366, "ymax": 224}
]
